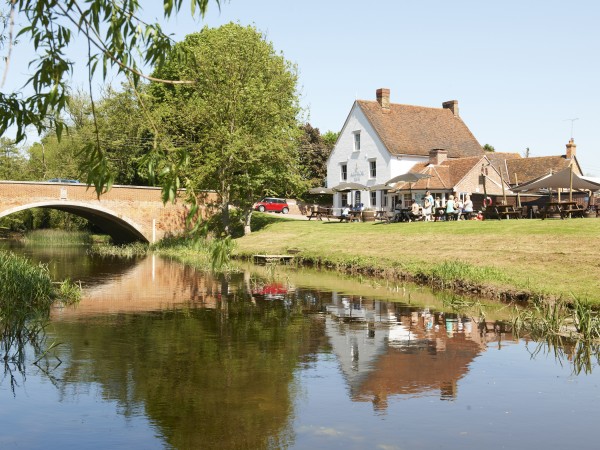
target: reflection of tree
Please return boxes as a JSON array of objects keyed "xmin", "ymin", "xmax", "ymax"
[{"xmin": 49, "ymin": 297, "xmax": 324, "ymax": 449}]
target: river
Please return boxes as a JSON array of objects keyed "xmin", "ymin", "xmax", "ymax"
[{"xmin": 0, "ymin": 243, "xmax": 599, "ymax": 449}]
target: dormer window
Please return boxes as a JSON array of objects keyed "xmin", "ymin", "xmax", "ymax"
[{"xmin": 353, "ymin": 131, "xmax": 361, "ymax": 151}]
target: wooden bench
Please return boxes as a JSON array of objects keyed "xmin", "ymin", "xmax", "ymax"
[
  {"xmin": 494, "ymin": 205, "xmax": 521, "ymax": 220},
  {"xmin": 560, "ymin": 206, "xmax": 586, "ymax": 219},
  {"xmin": 307, "ymin": 207, "xmax": 333, "ymax": 221}
]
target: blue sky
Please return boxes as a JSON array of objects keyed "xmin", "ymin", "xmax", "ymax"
[{"xmin": 4, "ymin": 1, "xmax": 600, "ymax": 175}]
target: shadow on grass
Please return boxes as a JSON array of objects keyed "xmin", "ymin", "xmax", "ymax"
[{"xmin": 249, "ymin": 213, "xmax": 292, "ymax": 233}]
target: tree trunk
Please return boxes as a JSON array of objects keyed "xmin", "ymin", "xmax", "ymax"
[{"xmin": 243, "ymin": 209, "xmax": 253, "ymax": 235}]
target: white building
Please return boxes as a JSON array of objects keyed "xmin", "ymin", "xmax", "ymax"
[{"xmin": 326, "ymin": 88, "xmax": 484, "ymax": 210}]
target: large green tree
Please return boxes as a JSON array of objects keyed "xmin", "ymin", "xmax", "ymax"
[
  {"xmin": 150, "ymin": 23, "xmax": 306, "ymax": 236},
  {"xmin": 298, "ymin": 124, "xmax": 337, "ymax": 188}
]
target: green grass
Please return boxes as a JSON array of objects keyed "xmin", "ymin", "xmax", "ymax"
[
  {"xmin": 24, "ymin": 229, "xmax": 93, "ymax": 246},
  {"xmin": 234, "ymin": 216, "xmax": 600, "ymax": 303}
]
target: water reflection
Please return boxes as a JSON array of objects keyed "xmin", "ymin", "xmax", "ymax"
[
  {"xmin": 2, "ymin": 248, "xmax": 600, "ymax": 449},
  {"xmin": 324, "ymin": 294, "xmax": 515, "ymax": 408}
]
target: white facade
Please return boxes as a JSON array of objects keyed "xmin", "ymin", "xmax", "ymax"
[{"xmin": 326, "ymin": 103, "xmax": 427, "ymax": 210}]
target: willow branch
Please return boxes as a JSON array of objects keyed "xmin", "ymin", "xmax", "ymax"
[
  {"xmin": 56, "ymin": 1, "xmax": 195, "ymax": 85},
  {"xmin": 1, "ymin": 0, "xmax": 17, "ymax": 89}
]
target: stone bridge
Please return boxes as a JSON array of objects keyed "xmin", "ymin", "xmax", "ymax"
[{"xmin": 0, "ymin": 181, "xmax": 213, "ymax": 243}]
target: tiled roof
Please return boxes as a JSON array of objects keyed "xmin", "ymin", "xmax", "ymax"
[
  {"xmin": 393, "ymin": 156, "xmax": 484, "ymax": 191},
  {"xmin": 357, "ymin": 100, "xmax": 484, "ymax": 158},
  {"xmin": 506, "ymin": 156, "xmax": 580, "ymax": 185},
  {"xmin": 486, "ymin": 152, "xmax": 522, "ymax": 181}
]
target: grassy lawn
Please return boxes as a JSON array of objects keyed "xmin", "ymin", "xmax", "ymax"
[{"xmin": 234, "ymin": 215, "xmax": 600, "ymax": 303}]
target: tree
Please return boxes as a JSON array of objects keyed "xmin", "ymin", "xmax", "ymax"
[
  {"xmin": 483, "ymin": 143, "xmax": 495, "ymax": 152},
  {"xmin": 0, "ymin": 137, "xmax": 26, "ymax": 179},
  {"xmin": 25, "ymin": 88, "xmax": 150, "ymax": 185},
  {"xmin": 298, "ymin": 124, "xmax": 336, "ymax": 187},
  {"xmin": 0, "ymin": 0, "xmax": 220, "ymax": 194},
  {"xmin": 149, "ymin": 23, "xmax": 306, "ymax": 236}
]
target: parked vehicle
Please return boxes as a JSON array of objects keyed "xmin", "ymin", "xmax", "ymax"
[
  {"xmin": 47, "ymin": 178, "xmax": 80, "ymax": 183},
  {"xmin": 253, "ymin": 197, "xmax": 289, "ymax": 214}
]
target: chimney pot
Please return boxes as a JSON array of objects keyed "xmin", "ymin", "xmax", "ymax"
[{"xmin": 442, "ymin": 100, "xmax": 459, "ymax": 117}]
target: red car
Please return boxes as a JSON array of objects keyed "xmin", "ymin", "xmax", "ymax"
[{"xmin": 254, "ymin": 197, "xmax": 289, "ymax": 214}]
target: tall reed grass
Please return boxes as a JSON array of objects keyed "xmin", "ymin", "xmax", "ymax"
[
  {"xmin": 88, "ymin": 242, "xmax": 149, "ymax": 258},
  {"xmin": 0, "ymin": 251, "xmax": 81, "ymax": 387},
  {"xmin": 23, "ymin": 229, "xmax": 93, "ymax": 246},
  {"xmin": 152, "ymin": 235, "xmax": 237, "ymax": 273},
  {"xmin": 512, "ymin": 298, "xmax": 600, "ymax": 342}
]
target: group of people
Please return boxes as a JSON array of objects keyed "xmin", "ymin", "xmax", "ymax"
[{"xmin": 392, "ymin": 191, "xmax": 475, "ymax": 222}]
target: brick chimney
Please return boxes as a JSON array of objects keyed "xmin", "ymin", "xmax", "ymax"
[
  {"xmin": 429, "ymin": 149, "xmax": 448, "ymax": 165},
  {"xmin": 442, "ymin": 100, "xmax": 459, "ymax": 117},
  {"xmin": 566, "ymin": 138, "xmax": 577, "ymax": 159},
  {"xmin": 376, "ymin": 88, "xmax": 390, "ymax": 112}
]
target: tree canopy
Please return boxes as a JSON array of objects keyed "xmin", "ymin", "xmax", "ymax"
[{"xmin": 149, "ymin": 23, "xmax": 305, "ymax": 235}]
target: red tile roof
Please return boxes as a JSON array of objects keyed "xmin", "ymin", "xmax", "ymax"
[
  {"xmin": 392, "ymin": 156, "xmax": 485, "ymax": 191},
  {"xmin": 357, "ymin": 100, "xmax": 484, "ymax": 158},
  {"xmin": 487, "ymin": 153, "xmax": 581, "ymax": 185}
]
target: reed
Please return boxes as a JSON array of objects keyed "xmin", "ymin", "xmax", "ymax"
[
  {"xmin": 152, "ymin": 235, "xmax": 238, "ymax": 273},
  {"xmin": 88, "ymin": 242, "xmax": 149, "ymax": 258},
  {"xmin": 0, "ymin": 251, "xmax": 82, "ymax": 387},
  {"xmin": 23, "ymin": 229, "xmax": 93, "ymax": 246}
]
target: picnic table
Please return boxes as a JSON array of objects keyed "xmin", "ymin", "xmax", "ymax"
[
  {"xmin": 375, "ymin": 210, "xmax": 392, "ymax": 223},
  {"xmin": 494, "ymin": 204, "xmax": 521, "ymax": 220},
  {"xmin": 541, "ymin": 201, "xmax": 585, "ymax": 219},
  {"xmin": 307, "ymin": 206, "xmax": 331, "ymax": 221}
]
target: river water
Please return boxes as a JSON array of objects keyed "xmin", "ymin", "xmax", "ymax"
[{"xmin": 1, "ymin": 244, "xmax": 599, "ymax": 449}]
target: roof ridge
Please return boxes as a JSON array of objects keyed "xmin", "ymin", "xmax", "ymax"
[{"xmin": 357, "ymin": 99, "xmax": 447, "ymax": 111}]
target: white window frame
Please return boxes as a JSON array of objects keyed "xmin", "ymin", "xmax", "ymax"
[
  {"xmin": 353, "ymin": 131, "xmax": 361, "ymax": 152},
  {"xmin": 341, "ymin": 163, "xmax": 347, "ymax": 181},
  {"xmin": 369, "ymin": 159, "xmax": 376, "ymax": 178}
]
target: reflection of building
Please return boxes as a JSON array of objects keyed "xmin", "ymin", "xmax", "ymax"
[{"xmin": 325, "ymin": 296, "xmax": 515, "ymax": 410}]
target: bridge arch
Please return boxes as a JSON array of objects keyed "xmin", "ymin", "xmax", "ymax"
[{"xmin": 0, "ymin": 201, "xmax": 149, "ymax": 243}]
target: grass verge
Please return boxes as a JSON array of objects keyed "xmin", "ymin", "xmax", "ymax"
[{"xmin": 233, "ymin": 215, "xmax": 600, "ymax": 303}]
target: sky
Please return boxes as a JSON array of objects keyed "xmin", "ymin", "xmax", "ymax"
[{"xmin": 4, "ymin": 0, "xmax": 600, "ymax": 175}]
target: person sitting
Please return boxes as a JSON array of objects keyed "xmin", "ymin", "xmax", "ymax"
[
  {"xmin": 409, "ymin": 198, "xmax": 421, "ymax": 222},
  {"xmin": 445, "ymin": 195, "xmax": 458, "ymax": 221},
  {"xmin": 455, "ymin": 197, "xmax": 464, "ymax": 220},
  {"xmin": 392, "ymin": 201, "xmax": 403, "ymax": 222},
  {"xmin": 340, "ymin": 206, "xmax": 350, "ymax": 222},
  {"xmin": 423, "ymin": 195, "xmax": 432, "ymax": 221},
  {"xmin": 463, "ymin": 194, "xmax": 474, "ymax": 219}
]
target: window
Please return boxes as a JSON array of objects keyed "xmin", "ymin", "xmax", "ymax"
[
  {"xmin": 341, "ymin": 193, "xmax": 348, "ymax": 207},
  {"xmin": 370, "ymin": 191, "xmax": 377, "ymax": 207},
  {"xmin": 341, "ymin": 163, "xmax": 347, "ymax": 181},
  {"xmin": 369, "ymin": 160, "xmax": 376, "ymax": 178},
  {"xmin": 353, "ymin": 132, "xmax": 361, "ymax": 151}
]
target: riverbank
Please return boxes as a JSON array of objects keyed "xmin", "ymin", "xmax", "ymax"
[{"xmin": 233, "ymin": 215, "xmax": 600, "ymax": 304}]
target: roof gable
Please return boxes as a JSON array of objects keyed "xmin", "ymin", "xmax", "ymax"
[{"xmin": 357, "ymin": 100, "xmax": 484, "ymax": 158}]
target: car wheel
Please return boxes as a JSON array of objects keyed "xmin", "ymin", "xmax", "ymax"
[
  {"xmin": 258, "ymin": 205, "xmax": 266, "ymax": 212},
  {"xmin": 282, "ymin": 207, "xmax": 289, "ymax": 214}
]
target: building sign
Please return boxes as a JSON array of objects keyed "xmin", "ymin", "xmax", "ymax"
[{"xmin": 349, "ymin": 163, "xmax": 365, "ymax": 181}]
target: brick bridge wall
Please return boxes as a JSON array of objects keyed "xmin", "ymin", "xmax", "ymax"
[{"xmin": 0, "ymin": 181, "xmax": 215, "ymax": 243}]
